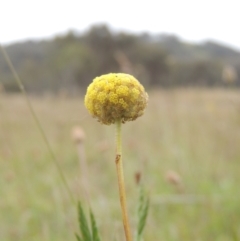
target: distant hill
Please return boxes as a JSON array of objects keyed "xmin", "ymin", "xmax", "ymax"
[
  {"xmin": 1, "ymin": 25, "xmax": 240, "ymax": 92},
  {"xmin": 156, "ymin": 34, "xmax": 240, "ymax": 62}
]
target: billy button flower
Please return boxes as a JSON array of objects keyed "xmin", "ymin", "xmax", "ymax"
[
  {"xmin": 84, "ymin": 73, "xmax": 148, "ymax": 241},
  {"xmin": 84, "ymin": 73, "xmax": 148, "ymax": 125}
]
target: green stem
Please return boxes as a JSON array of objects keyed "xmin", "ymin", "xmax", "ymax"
[
  {"xmin": 0, "ymin": 44, "xmax": 75, "ymax": 205},
  {"xmin": 116, "ymin": 119, "xmax": 122, "ymax": 155},
  {"xmin": 115, "ymin": 119, "xmax": 132, "ymax": 241}
]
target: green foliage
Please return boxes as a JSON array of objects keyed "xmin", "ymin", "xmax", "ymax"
[
  {"xmin": 1, "ymin": 90, "xmax": 240, "ymax": 240},
  {"xmin": 90, "ymin": 210, "xmax": 101, "ymax": 241},
  {"xmin": 76, "ymin": 202, "xmax": 101, "ymax": 241},
  {"xmin": 136, "ymin": 186, "xmax": 149, "ymax": 241}
]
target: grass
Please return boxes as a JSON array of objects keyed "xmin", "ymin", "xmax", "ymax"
[{"xmin": 0, "ymin": 88, "xmax": 240, "ymax": 240}]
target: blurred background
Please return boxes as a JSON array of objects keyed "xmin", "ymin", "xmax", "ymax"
[
  {"xmin": 1, "ymin": 1, "xmax": 240, "ymax": 241},
  {"xmin": 1, "ymin": 0, "xmax": 240, "ymax": 93}
]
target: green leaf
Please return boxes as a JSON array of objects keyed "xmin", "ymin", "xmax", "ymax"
[
  {"xmin": 137, "ymin": 187, "xmax": 150, "ymax": 241},
  {"xmin": 90, "ymin": 209, "xmax": 101, "ymax": 241},
  {"xmin": 76, "ymin": 233, "xmax": 82, "ymax": 241},
  {"xmin": 138, "ymin": 197, "xmax": 149, "ymax": 237},
  {"xmin": 77, "ymin": 202, "xmax": 92, "ymax": 241}
]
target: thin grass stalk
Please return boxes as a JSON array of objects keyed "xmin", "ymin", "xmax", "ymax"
[
  {"xmin": 77, "ymin": 141, "xmax": 90, "ymax": 204},
  {"xmin": 115, "ymin": 119, "xmax": 132, "ymax": 241},
  {"xmin": 0, "ymin": 44, "xmax": 75, "ymax": 204}
]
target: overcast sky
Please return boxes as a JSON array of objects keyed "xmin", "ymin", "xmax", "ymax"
[{"xmin": 1, "ymin": 0, "xmax": 239, "ymax": 50}]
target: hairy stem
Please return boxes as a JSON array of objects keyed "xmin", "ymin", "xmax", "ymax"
[{"xmin": 115, "ymin": 119, "xmax": 132, "ymax": 241}]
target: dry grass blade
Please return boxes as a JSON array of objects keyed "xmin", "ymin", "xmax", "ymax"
[{"xmin": 0, "ymin": 44, "xmax": 75, "ymax": 204}]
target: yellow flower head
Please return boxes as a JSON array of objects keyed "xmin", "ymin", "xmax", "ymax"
[{"xmin": 84, "ymin": 73, "xmax": 148, "ymax": 125}]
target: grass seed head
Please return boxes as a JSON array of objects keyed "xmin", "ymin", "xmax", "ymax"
[
  {"xmin": 165, "ymin": 170, "xmax": 182, "ymax": 186},
  {"xmin": 84, "ymin": 73, "xmax": 148, "ymax": 125},
  {"xmin": 71, "ymin": 126, "xmax": 85, "ymax": 143}
]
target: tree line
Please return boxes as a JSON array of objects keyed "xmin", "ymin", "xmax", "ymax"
[{"xmin": 1, "ymin": 24, "xmax": 240, "ymax": 93}]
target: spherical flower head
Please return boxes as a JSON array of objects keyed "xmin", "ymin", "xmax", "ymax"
[{"xmin": 84, "ymin": 73, "xmax": 148, "ymax": 125}]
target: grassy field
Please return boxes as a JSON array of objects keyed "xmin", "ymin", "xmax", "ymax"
[{"xmin": 1, "ymin": 88, "xmax": 240, "ymax": 241}]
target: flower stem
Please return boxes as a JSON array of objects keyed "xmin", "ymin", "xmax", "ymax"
[{"xmin": 115, "ymin": 119, "xmax": 133, "ymax": 241}]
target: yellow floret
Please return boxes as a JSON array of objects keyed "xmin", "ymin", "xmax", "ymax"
[
  {"xmin": 104, "ymin": 82, "xmax": 115, "ymax": 91},
  {"xmin": 116, "ymin": 86, "xmax": 129, "ymax": 96},
  {"xmin": 95, "ymin": 81, "xmax": 105, "ymax": 90},
  {"xmin": 109, "ymin": 92, "xmax": 118, "ymax": 104},
  {"xmin": 119, "ymin": 98, "xmax": 128, "ymax": 109},
  {"xmin": 131, "ymin": 88, "xmax": 140, "ymax": 99},
  {"xmin": 97, "ymin": 92, "xmax": 106, "ymax": 103}
]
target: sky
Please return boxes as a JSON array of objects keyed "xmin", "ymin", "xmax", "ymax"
[{"xmin": 1, "ymin": 0, "xmax": 240, "ymax": 50}]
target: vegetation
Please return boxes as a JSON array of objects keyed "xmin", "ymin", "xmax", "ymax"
[
  {"xmin": 1, "ymin": 89, "xmax": 240, "ymax": 240},
  {"xmin": 1, "ymin": 24, "xmax": 240, "ymax": 241},
  {"xmin": 1, "ymin": 24, "xmax": 240, "ymax": 93}
]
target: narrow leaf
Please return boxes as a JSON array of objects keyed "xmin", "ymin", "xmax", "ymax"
[
  {"xmin": 78, "ymin": 202, "xmax": 92, "ymax": 241},
  {"xmin": 137, "ymin": 187, "xmax": 150, "ymax": 241},
  {"xmin": 90, "ymin": 209, "xmax": 101, "ymax": 241},
  {"xmin": 76, "ymin": 233, "xmax": 82, "ymax": 241},
  {"xmin": 138, "ymin": 197, "xmax": 149, "ymax": 237}
]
